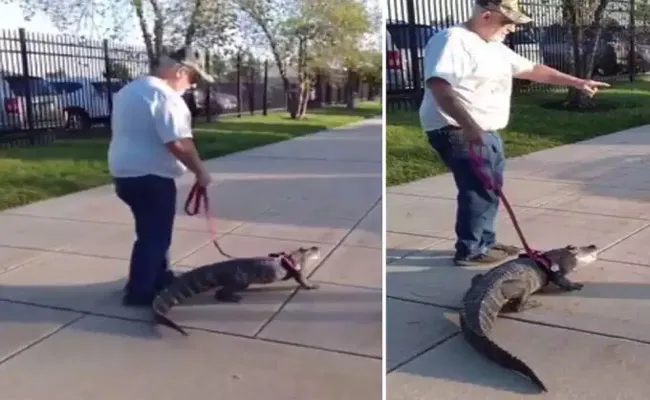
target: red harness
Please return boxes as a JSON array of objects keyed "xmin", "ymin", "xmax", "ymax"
[
  {"xmin": 184, "ymin": 182, "xmax": 234, "ymax": 259},
  {"xmin": 468, "ymin": 144, "xmax": 552, "ymax": 271}
]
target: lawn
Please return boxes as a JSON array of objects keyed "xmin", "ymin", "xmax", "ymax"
[
  {"xmin": 0, "ymin": 101, "xmax": 381, "ymax": 211},
  {"xmin": 387, "ymin": 81, "xmax": 650, "ymax": 186}
]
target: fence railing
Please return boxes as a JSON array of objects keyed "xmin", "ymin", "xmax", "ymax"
[
  {"xmin": 386, "ymin": 0, "xmax": 645, "ymax": 109},
  {"xmin": 0, "ymin": 28, "xmax": 372, "ymax": 146}
]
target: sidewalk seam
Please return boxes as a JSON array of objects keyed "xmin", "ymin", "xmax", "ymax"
[
  {"xmin": 389, "ymin": 191, "xmax": 650, "ymax": 222},
  {"xmin": 0, "ymin": 313, "xmax": 86, "ymax": 366},
  {"xmin": 0, "ymin": 297, "xmax": 379, "ymax": 361},
  {"xmin": 251, "ymin": 195, "xmax": 382, "ymax": 338},
  {"xmin": 386, "ymin": 331, "xmax": 460, "ymax": 374},
  {"xmin": 387, "ymin": 295, "xmax": 650, "ymax": 347}
]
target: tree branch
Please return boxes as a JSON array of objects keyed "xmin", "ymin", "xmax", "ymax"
[
  {"xmin": 132, "ymin": 0, "xmax": 156, "ymax": 69},
  {"xmin": 184, "ymin": 0, "xmax": 203, "ymax": 46}
]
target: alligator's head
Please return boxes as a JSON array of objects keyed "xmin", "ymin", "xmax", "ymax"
[
  {"xmin": 270, "ymin": 246, "xmax": 321, "ymax": 272},
  {"xmin": 544, "ymin": 244, "xmax": 599, "ymax": 275}
]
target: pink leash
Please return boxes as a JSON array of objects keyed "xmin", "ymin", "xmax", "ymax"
[{"xmin": 468, "ymin": 144, "xmax": 552, "ymax": 270}]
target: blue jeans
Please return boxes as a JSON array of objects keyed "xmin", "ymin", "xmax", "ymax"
[
  {"xmin": 114, "ymin": 175, "xmax": 176, "ymax": 300},
  {"xmin": 426, "ymin": 126, "xmax": 505, "ymax": 260}
]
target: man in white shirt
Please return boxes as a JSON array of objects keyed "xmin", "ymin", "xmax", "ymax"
[
  {"xmin": 108, "ymin": 47, "xmax": 214, "ymax": 306},
  {"xmin": 420, "ymin": 0, "xmax": 609, "ymax": 266}
]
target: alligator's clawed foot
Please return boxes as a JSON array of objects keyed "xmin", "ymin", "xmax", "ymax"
[
  {"xmin": 215, "ymin": 291, "xmax": 242, "ymax": 303},
  {"xmin": 553, "ymin": 275, "xmax": 584, "ymax": 292},
  {"xmin": 501, "ymin": 298, "xmax": 542, "ymax": 314},
  {"xmin": 518, "ymin": 299, "xmax": 542, "ymax": 312}
]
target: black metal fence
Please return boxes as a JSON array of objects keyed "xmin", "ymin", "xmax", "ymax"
[
  {"xmin": 386, "ymin": 0, "xmax": 645, "ymax": 109},
  {"xmin": 0, "ymin": 27, "xmax": 371, "ymax": 146}
]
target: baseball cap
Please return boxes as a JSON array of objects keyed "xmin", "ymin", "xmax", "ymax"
[
  {"xmin": 476, "ymin": 0, "xmax": 532, "ymax": 24},
  {"xmin": 162, "ymin": 46, "xmax": 215, "ymax": 84}
]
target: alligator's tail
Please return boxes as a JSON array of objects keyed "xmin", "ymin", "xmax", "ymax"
[
  {"xmin": 152, "ymin": 268, "xmax": 214, "ymax": 336},
  {"xmin": 152, "ymin": 288, "xmax": 189, "ymax": 336},
  {"xmin": 460, "ymin": 316, "xmax": 547, "ymax": 392}
]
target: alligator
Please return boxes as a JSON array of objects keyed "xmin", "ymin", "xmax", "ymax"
[
  {"xmin": 459, "ymin": 244, "xmax": 600, "ymax": 392},
  {"xmin": 153, "ymin": 246, "xmax": 322, "ymax": 336}
]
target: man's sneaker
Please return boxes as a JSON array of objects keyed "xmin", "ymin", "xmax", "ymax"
[
  {"xmin": 122, "ymin": 270, "xmax": 178, "ymax": 308},
  {"xmin": 492, "ymin": 242, "xmax": 521, "ymax": 256},
  {"xmin": 454, "ymin": 248, "xmax": 509, "ymax": 266},
  {"xmin": 122, "ymin": 270, "xmax": 177, "ymax": 293}
]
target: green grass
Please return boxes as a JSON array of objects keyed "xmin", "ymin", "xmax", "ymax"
[
  {"xmin": 0, "ymin": 101, "xmax": 381, "ymax": 211},
  {"xmin": 387, "ymin": 81, "xmax": 650, "ymax": 186}
]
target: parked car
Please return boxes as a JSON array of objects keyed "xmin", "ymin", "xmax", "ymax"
[
  {"xmin": 537, "ymin": 25, "xmax": 645, "ymax": 77},
  {"xmin": 47, "ymin": 77, "xmax": 125, "ymax": 132},
  {"xmin": 386, "ymin": 28, "xmax": 405, "ymax": 92},
  {"xmin": 507, "ymin": 27, "xmax": 543, "ymax": 65},
  {"xmin": 0, "ymin": 74, "xmax": 66, "ymax": 133},
  {"xmin": 385, "ymin": 22, "xmax": 439, "ymax": 92},
  {"xmin": 192, "ymin": 86, "xmax": 238, "ymax": 116}
]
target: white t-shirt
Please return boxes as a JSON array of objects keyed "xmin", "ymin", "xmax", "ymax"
[
  {"xmin": 419, "ymin": 25, "xmax": 535, "ymax": 132},
  {"xmin": 108, "ymin": 76, "xmax": 193, "ymax": 179}
]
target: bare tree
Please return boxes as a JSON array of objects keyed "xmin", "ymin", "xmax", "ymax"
[
  {"xmin": 237, "ymin": 0, "xmax": 371, "ymax": 118},
  {"xmin": 6, "ymin": 0, "xmax": 236, "ymax": 71},
  {"xmin": 562, "ymin": 0, "xmax": 610, "ymax": 109}
]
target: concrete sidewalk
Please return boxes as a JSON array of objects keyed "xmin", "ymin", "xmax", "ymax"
[
  {"xmin": 0, "ymin": 119, "xmax": 382, "ymax": 399},
  {"xmin": 386, "ymin": 125, "xmax": 650, "ymax": 399}
]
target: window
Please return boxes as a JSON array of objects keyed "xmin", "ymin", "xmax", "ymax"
[
  {"xmin": 91, "ymin": 81, "xmax": 124, "ymax": 94},
  {"xmin": 511, "ymin": 29, "xmax": 537, "ymax": 45},
  {"xmin": 49, "ymin": 81, "xmax": 83, "ymax": 94},
  {"xmin": 4, "ymin": 76, "xmax": 59, "ymax": 96}
]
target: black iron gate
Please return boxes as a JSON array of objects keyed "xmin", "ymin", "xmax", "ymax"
[{"xmin": 386, "ymin": 0, "xmax": 640, "ymax": 110}]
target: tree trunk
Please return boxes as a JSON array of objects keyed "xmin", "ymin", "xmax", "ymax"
[
  {"xmin": 240, "ymin": 10, "xmax": 291, "ymax": 103},
  {"xmin": 287, "ymin": 84, "xmax": 299, "ymax": 119},
  {"xmin": 345, "ymin": 69, "xmax": 355, "ymax": 110},
  {"xmin": 563, "ymin": 0, "xmax": 610, "ymax": 110},
  {"xmin": 184, "ymin": 0, "xmax": 203, "ymax": 46},
  {"xmin": 298, "ymin": 80, "xmax": 310, "ymax": 118},
  {"xmin": 132, "ymin": 0, "xmax": 156, "ymax": 71},
  {"xmin": 148, "ymin": 0, "xmax": 165, "ymax": 65}
]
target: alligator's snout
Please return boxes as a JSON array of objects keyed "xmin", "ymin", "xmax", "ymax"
[
  {"xmin": 575, "ymin": 244, "xmax": 599, "ymax": 264},
  {"xmin": 291, "ymin": 246, "xmax": 321, "ymax": 270}
]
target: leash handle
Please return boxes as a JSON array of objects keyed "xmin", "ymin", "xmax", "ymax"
[
  {"xmin": 468, "ymin": 143, "xmax": 501, "ymax": 193},
  {"xmin": 184, "ymin": 182, "xmax": 234, "ymax": 259},
  {"xmin": 184, "ymin": 182, "xmax": 205, "ymax": 216}
]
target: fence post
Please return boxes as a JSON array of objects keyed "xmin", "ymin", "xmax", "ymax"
[
  {"xmin": 405, "ymin": 0, "xmax": 421, "ymax": 103},
  {"xmin": 18, "ymin": 28, "xmax": 34, "ymax": 135},
  {"xmin": 263, "ymin": 60, "xmax": 268, "ymax": 116},
  {"xmin": 102, "ymin": 39, "xmax": 114, "ymax": 120},
  {"xmin": 204, "ymin": 50, "xmax": 212, "ymax": 122},
  {"xmin": 328, "ymin": 82, "xmax": 333, "ymax": 105},
  {"xmin": 629, "ymin": 0, "xmax": 636, "ymax": 83},
  {"xmin": 236, "ymin": 52, "xmax": 242, "ymax": 118},
  {"xmin": 249, "ymin": 61, "xmax": 255, "ymax": 115}
]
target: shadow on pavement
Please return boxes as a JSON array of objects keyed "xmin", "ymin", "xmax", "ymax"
[{"xmin": 0, "ymin": 276, "xmax": 379, "ymax": 339}]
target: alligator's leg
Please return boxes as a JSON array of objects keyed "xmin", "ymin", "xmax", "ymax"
[
  {"xmin": 215, "ymin": 287, "xmax": 242, "ymax": 303},
  {"xmin": 501, "ymin": 295, "xmax": 542, "ymax": 313},
  {"xmin": 498, "ymin": 279, "xmax": 542, "ymax": 314},
  {"xmin": 214, "ymin": 272, "xmax": 248, "ymax": 303},
  {"xmin": 551, "ymin": 274, "xmax": 584, "ymax": 291}
]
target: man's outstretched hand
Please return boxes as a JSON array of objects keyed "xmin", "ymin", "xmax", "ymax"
[{"xmin": 575, "ymin": 79, "xmax": 610, "ymax": 98}]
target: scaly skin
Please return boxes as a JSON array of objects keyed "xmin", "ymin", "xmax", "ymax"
[
  {"xmin": 459, "ymin": 245, "xmax": 599, "ymax": 393},
  {"xmin": 153, "ymin": 246, "xmax": 321, "ymax": 335}
]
